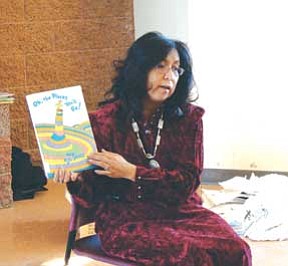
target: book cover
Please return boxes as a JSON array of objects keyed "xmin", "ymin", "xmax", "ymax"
[
  {"xmin": 0, "ymin": 92, "xmax": 15, "ymax": 104},
  {"xmin": 26, "ymin": 86, "xmax": 97, "ymax": 179}
]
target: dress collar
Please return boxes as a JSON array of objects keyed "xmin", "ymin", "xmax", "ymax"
[{"xmin": 173, "ymin": 106, "xmax": 184, "ymax": 117}]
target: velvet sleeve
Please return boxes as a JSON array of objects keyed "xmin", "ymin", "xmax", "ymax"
[
  {"xmin": 66, "ymin": 111, "xmax": 116, "ymax": 208},
  {"xmin": 135, "ymin": 109, "xmax": 204, "ymax": 206},
  {"xmin": 66, "ymin": 170, "xmax": 112, "ymax": 208}
]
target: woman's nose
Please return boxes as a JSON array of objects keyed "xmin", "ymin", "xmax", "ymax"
[{"xmin": 163, "ymin": 68, "xmax": 174, "ymax": 79}]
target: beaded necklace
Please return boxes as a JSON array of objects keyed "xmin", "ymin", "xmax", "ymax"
[{"xmin": 131, "ymin": 113, "xmax": 164, "ymax": 169}]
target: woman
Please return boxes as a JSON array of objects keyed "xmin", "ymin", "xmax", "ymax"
[{"xmin": 55, "ymin": 32, "xmax": 252, "ymax": 265}]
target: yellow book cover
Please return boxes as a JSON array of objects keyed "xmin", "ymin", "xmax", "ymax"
[{"xmin": 26, "ymin": 86, "xmax": 97, "ymax": 178}]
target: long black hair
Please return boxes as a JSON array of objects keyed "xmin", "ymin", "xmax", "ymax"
[{"xmin": 100, "ymin": 31, "xmax": 196, "ymax": 129}]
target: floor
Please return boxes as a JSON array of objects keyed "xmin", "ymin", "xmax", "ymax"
[{"xmin": 1, "ymin": 180, "xmax": 288, "ymax": 266}]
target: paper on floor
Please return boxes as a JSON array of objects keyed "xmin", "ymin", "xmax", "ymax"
[{"xmin": 204, "ymin": 173, "xmax": 288, "ymax": 241}]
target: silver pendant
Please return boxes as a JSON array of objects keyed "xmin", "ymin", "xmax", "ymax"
[
  {"xmin": 149, "ymin": 159, "xmax": 160, "ymax": 169},
  {"xmin": 146, "ymin": 153, "xmax": 154, "ymax": 159}
]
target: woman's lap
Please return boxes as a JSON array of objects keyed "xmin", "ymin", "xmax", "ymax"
[{"xmin": 99, "ymin": 206, "xmax": 252, "ymax": 266}]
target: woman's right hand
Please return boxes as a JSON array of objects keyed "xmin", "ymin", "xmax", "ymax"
[{"xmin": 53, "ymin": 168, "xmax": 82, "ymax": 184}]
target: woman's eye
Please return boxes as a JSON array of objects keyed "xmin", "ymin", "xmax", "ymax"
[
  {"xmin": 172, "ymin": 66, "xmax": 179, "ymax": 72},
  {"xmin": 156, "ymin": 63, "xmax": 165, "ymax": 69}
]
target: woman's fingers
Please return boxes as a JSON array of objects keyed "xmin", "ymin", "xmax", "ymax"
[
  {"xmin": 53, "ymin": 169, "xmax": 81, "ymax": 183},
  {"xmin": 88, "ymin": 150, "xmax": 135, "ymax": 180},
  {"xmin": 71, "ymin": 172, "xmax": 79, "ymax": 181},
  {"xmin": 94, "ymin": 168, "xmax": 110, "ymax": 176},
  {"xmin": 88, "ymin": 150, "xmax": 118, "ymax": 163},
  {"xmin": 88, "ymin": 153, "xmax": 110, "ymax": 164},
  {"xmin": 53, "ymin": 168, "xmax": 63, "ymax": 183},
  {"xmin": 92, "ymin": 160, "xmax": 109, "ymax": 170},
  {"xmin": 63, "ymin": 170, "xmax": 71, "ymax": 183}
]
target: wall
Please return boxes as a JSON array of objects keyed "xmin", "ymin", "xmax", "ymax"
[
  {"xmin": 0, "ymin": 104, "xmax": 13, "ymax": 207},
  {"xmin": 135, "ymin": 0, "xmax": 288, "ymax": 172},
  {"xmin": 190, "ymin": 0, "xmax": 288, "ymax": 172},
  {"xmin": 0, "ymin": 0, "xmax": 134, "ymax": 163},
  {"xmin": 133, "ymin": 0, "xmax": 189, "ymax": 42}
]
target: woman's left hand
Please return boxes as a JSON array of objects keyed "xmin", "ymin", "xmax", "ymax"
[{"xmin": 88, "ymin": 149, "xmax": 136, "ymax": 182}]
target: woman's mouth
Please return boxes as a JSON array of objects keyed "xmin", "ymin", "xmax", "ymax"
[{"xmin": 159, "ymin": 85, "xmax": 171, "ymax": 91}]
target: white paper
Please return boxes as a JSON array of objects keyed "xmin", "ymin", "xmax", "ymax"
[{"xmin": 204, "ymin": 173, "xmax": 288, "ymax": 241}]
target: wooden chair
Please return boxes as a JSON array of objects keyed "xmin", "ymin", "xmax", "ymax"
[{"xmin": 64, "ymin": 193, "xmax": 136, "ymax": 266}]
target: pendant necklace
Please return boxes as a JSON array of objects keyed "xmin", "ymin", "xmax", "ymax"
[{"xmin": 131, "ymin": 113, "xmax": 164, "ymax": 169}]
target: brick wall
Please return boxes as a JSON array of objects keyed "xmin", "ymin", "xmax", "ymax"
[
  {"xmin": 0, "ymin": 105, "xmax": 13, "ymax": 207},
  {"xmin": 0, "ymin": 0, "xmax": 134, "ymax": 163}
]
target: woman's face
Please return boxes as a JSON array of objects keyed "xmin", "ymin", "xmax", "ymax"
[{"xmin": 145, "ymin": 48, "xmax": 182, "ymax": 106}]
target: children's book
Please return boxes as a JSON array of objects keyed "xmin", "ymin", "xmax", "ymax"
[
  {"xmin": 26, "ymin": 86, "xmax": 97, "ymax": 179},
  {"xmin": 0, "ymin": 92, "xmax": 15, "ymax": 104}
]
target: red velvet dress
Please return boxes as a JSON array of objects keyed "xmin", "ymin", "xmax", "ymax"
[{"xmin": 67, "ymin": 101, "xmax": 252, "ymax": 266}]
